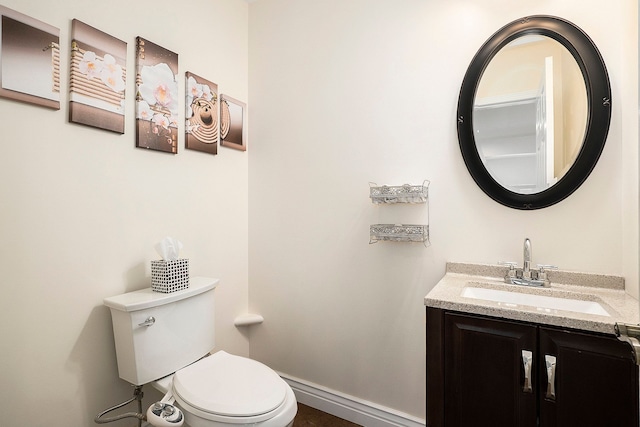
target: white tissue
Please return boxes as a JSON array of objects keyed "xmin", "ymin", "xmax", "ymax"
[{"xmin": 154, "ymin": 237, "xmax": 183, "ymax": 261}]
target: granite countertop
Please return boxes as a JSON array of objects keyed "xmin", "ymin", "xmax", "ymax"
[{"xmin": 424, "ymin": 262, "xmax": 640, "ymax": 335}]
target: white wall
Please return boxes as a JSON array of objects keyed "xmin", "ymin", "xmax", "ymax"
[
  {"xmin": 248, "ymin": 0, "xmax": 639, "ymax": 420},
  {"xmin": 0, "ymin": 0, "xmax": 249, "ymax": 426}
]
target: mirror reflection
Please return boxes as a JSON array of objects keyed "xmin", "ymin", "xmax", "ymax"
[{"xmin": 472, "ymin": 35, "xmax": 588, "ymax": 194}]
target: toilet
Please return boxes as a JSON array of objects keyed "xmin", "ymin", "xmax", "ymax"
[{"xmin": 104, "ymin": 277, "xmax": 297, "ymax": 427}]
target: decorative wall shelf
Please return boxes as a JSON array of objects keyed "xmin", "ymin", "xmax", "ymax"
[
  {"xmin": 369, "ymin": 181, "xmax": 429, "ymax": 204},
  {"xmin": 369, "ymin": 180, "xmax": 430, "ymax": 246},
  {"xmin": 369, "ymin": 224, "xmax": 429, "ymax": 244}
]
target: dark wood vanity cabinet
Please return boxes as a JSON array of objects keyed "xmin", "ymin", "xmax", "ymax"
[
  {"xmin": 538, "ymin": 327, "xmax": 639, "ymax": 427},
  {"xmin": 426, "ymin": 308, "xmax": 639, "ymax": 427}
]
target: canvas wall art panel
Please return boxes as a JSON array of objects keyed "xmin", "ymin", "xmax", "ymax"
[
  {"xmin": 220, "ymin": 94, "xmax": 246, "ymax": 151},
  {"xmin": 185, "ymin": 72, "xmax": 219, "ymax": 155},
  {"xmin": 135, "ymin": 37, "xmax": 179, "ymax": 153},
  {"xmin": 0, "ymin": 6, "xmax": 60, "ymax": 109},
  {"xmin": 69, "ymin": 20, "xmax": 127, "ymax": 133}
]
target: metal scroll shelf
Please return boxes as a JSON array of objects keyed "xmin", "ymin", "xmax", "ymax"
[
  {"xmin": 369, "ymin": 224, "xmax": 429, "ymax": 244},
  {"xmin": 369, "ymin": 181, "xmax": 429, "ymax": 204},
  {"xmin": 369, "ymin": 181, "xmax": 430, "ymax": 246}
]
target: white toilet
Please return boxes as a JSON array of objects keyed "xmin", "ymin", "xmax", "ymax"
[{"xmin": 104, "ymin": 277, "xmax": 297, "ymax": 427}]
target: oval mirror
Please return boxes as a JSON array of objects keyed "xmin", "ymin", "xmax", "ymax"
[{"xmin": 457, "ymin": 16, "xmax": 611, "ymax": 209}]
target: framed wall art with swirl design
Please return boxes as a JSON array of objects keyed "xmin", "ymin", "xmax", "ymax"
[
  {"xmin": 185, "ymin": 72, "xmax": 219, "ymax": 155},
  {"xmin": 220, "ymin": 94, "xmax": 246, "ymax": 152}
]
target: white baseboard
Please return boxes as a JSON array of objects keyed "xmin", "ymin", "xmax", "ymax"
[{"xmin": 280, "ymin": 374, "xmax": 426, "ymax": 427}]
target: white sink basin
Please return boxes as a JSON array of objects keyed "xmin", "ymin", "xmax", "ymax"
[{"xmin": 461, "ymin": 286, "xmax": 610, "ymax": 317}]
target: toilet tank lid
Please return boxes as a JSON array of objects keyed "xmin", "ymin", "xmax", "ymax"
[{"xmin": 104, "ymin": 277, "xmax": 219, "ymax": 312}]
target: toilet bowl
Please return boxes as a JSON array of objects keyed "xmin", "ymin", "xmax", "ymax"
[
  {"xmin": 103, "ymin": 278, "xmax": 297, "ymax": 427},
  {"xmin": 153, "ymin": 351, "xmax": 297, "ymax": 427}
]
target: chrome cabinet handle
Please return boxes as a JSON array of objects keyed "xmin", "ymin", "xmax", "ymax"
[
  {"xmin": 545, "ymin": 354, "xmax": 557, "ymax": 400},
  {"xmin": 522, "ymin": 350, "xmax": 533, "ymax": 393},
  {"xmin": 138, "ymin": 316, "xmax": 156, "ymax": 327}
]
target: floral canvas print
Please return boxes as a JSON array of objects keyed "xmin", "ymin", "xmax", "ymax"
[
  {"xmin": 0, "ymin": 5, "xmax": 60, "ymax": 109},
  {"xmin": 135, "ymin": 37, "xmax": 179, "ymax": 153},
  {"xmin": 220, "ymin": 94, "xmax": 246, "ymax": 151},
  {"xmin": 69, "ymin": 20, "xmax": 126, "ymax": 133},
  {"xmin": 185, "ymin": 72, "xmax": 219, "ymax": 155}
]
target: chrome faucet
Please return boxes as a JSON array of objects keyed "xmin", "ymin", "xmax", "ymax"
[
  {"xmin": 499, "ymin": 238, "xmax": 556, "ymax": 287},
  {"xmin": 523, "ymin": 238, "xmax": 532, "ymax": 279}
]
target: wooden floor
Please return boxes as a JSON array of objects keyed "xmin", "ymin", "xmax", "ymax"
[{"xmin": 293, "ymin": 403, "xmax": 362, "ymax": 427}]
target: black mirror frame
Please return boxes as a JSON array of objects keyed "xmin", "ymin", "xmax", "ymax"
[{"xmin": 457, "ymin": 15, "xmax": 611, "ymax": 210}]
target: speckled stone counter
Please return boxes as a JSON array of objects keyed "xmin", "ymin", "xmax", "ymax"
[{"xmin": 424, "ymin": 262, "xmax": 640, "ymax": 335}]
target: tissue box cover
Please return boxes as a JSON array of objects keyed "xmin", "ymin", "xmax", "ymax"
[{"xmin": 151, "ymin": 259, "xmax": 189, "ymax": 293}]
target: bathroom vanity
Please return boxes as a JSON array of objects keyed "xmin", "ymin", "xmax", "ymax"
[
  {"xmin": 425, "ymin": 263, "xmax": 640, "ymax": 427},
  {"xmin": 441, "ymin": 12, "xmax": 632, "ymax": 424}
]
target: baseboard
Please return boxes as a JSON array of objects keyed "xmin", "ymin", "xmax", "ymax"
[{"xmin": 280, "ymin": 373, "xmax": 426, "ymax": 427}]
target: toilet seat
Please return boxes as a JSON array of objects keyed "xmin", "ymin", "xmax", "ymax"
[{"xmin": 172, "ymin": 351, "xmax": 289, "ymax": 423}]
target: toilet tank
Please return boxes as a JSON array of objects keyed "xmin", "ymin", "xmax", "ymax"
[{"xmin": 104, "ymin": 277, "xmax": 219, "ymax": 385}]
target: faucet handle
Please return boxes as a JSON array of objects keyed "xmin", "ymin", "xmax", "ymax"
[
  {"xmin": 498, "ymin": 261, "xmax": 518, "ymax": 268},
  {"xmin": 536, "ymin": 264, "xmax": 558, "ymax": 286},
  {"xmin": 498, "ymin": 261, "xmax": 518, "ymax": 279}
]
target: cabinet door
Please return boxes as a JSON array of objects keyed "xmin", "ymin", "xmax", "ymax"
[
  {"xmin": 444, "ymin": 313, "xmax": 537, "ymax": 427},
  {"xmin": 539, "ymin": 327, "xmax": 639, "ymax": 427}
]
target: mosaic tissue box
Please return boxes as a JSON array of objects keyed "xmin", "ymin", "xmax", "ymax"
[{"xmin": 151, "ymin": 258, "xmax": 189, "ymax": 293}]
